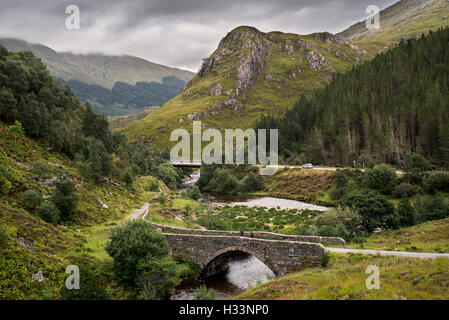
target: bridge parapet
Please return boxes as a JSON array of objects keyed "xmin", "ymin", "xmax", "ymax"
[
  {"xmin": 152, "ymin": 222, "xmax": 345, "ymax": 246},
  {"xmin": 163, "ymin": 233, "xmax": 326, "ymax": 276}
]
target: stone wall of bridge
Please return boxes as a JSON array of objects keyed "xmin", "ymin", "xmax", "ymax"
[
  {"xmin": 152, "ymin": 222, "xmax": 345, "ymax": 246},
  {"xmin": 163, "ymin": 233, "xmax": 327, "ymax": 276}
]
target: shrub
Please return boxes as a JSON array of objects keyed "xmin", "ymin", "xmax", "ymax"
[
  {"xmin": 340, "ymin": 190, "xmax": 398, "ymax": 232},
  {"xmin": 363, "ymin": 164, "xmax": 397, "ymax": 195},
  {"xmin": 36, "ymin": 201, "xmax": 61, "ymax": 224},
  {"xmin": 137, "ymin": 256, "xmax": 181, "ymax": 300},
  {"xmin": 404, "ymin": 153, "xmax": 430, "ymax": 173},
  {"xmin": 0, "ymin": 225, "xmax": 7, "ymax": 247},
  {"xmin": 239, "ymin": 173, "xmax": 264, "ymax": 193},
  {"xmin": 197, "ymin": 215, "xmax": 232, "ymax": 230},
  {"xmin": 147, "ymin": 177, "xmax": 160, "ymax": 192},
  {"xmin": 396, "ymin": 198, "xmax": 417, "ymax": 227},
  {"xmin": 393, "ymin": 183, "xmax": 417, "ymax": 198},
  {"xmin": 154, "ymin": 163, "xmax": 180, "ymax": 190},
  {"xmin": 415, "ymin": 194, "xmax": 449, "ymax": 222},
  {"xmin": 60, "ymin": 266, "xmax": 110, "ymax": 300},
  {"xmin": 120, "ymin": 168, "xmax": 134, "ymax": 187},
  {"xmin": 8, "ymin": 120, "xmax": 25, "ymax": 137},
  {"xmin": 193, "ymin": 285, "xmax": 216, "ymax": 300},
  {"xmin": 314, "ymin": 206, "xmax": 364, "ymax": 239},
  {"xmin": 105, "ymin": 220, "xmax": 170, "ymax": 282},
  {"xmin": 52, "ymin": 177, "xmax": 78, "ymax": 220},
  {"xmin": 20, "ymin": 190, "xmax": 43, "ymax": 210},
  {"xmin": 207, "ymin": 168, "xmax": 239, "ymax": 194},
  {"xmin": 0, "ymin": 174, "xmax": 12, "ymax": 195},
  {"xmin": 423, "ymin": 171, "xmax": 449, "ymax": 193},
  {"xmin": 330, "ymin": 170, "xmax": 349, "ymax": 200},
  {"xmin": 185, "ymin": 186, "xmax": 201, "ymax": 200}
]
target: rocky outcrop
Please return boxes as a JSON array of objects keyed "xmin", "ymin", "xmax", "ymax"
[{"xmin": 306, "ymin": 48, "xmax": 330, "ymax": 71}]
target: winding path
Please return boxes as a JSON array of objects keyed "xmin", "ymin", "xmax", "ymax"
[{"xmin": 129, "ymin": 203, "xmax": 149, "ymax": 221}]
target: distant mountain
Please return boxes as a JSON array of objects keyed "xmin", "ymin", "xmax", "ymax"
[
  {"xmin": 121, "ymin": 26, "xmax": 368, "ymax": 146},
  {"xmin": 0, "ymin": 38, "xmax": 195, "ymax": 115},
  {"xmin": 338, "ymin": 0, "xmax": 449, "ymax": 53}
]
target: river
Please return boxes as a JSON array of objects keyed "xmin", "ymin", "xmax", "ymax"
[{"xmin": 172, "ymin": 170, "xmax": 327, "ymax": 300}]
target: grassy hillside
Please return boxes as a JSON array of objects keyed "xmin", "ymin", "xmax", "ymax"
[
  {"xmin": 346, "ymin": 217, "xmax": 449, "ymax": 253},
  {"xmin": 121, "ymin": 26, "xmax": 368, "ymax": 148},
  {"xmin": 235, "ymin": 253, "xmax": 449, "ymax": 300},
  {"xmin": 339, "ymin": 0, "xmax": 449, "ymax": 54},
  {"xmin": 108, "ymin": 106, "xmax": 160, "ymax": 129},
  {"xmin": 0, "ymin": 38, "xmax": 194, "ymax": 89}
]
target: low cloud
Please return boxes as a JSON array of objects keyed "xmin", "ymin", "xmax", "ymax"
[{"xmin": 0, "ymin": 0, "xmax": 398, "ymax": 71}]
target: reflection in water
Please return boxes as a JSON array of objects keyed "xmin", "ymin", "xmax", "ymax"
[{"xmin": 171, "ymin": 255, "xmax": 275, "ymax": 300}]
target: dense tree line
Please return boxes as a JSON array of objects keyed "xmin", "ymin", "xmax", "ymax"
[
  {"xmin": 60, "ymin": 76, "xmax": 186, "ymax": 115},
  {"xmin": 0, "ymin": 45, "xmax": 176, "ymax": 186},
  {"xmin": 257, "ymin": 28, "xmax": 449, "ymax": 168}
]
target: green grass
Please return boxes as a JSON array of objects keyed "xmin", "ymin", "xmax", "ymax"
[
  {"xmin": 234, "ymin": 253, "xmax": 449, "ymax": 300},
  {"xmin": 345, "ymin": 217, "xmax": 449, "ymax": 253},
  {"xmin": 340, "ymin": 0, "xmax": 449, "ymax": 55}
]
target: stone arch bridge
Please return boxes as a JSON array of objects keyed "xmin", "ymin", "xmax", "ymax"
[{"xmin": 152, "ymin": 223, "xmax": 344, "ymax": 277}]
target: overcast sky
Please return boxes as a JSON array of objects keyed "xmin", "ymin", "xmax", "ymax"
[{"xmin": 0, "ymin": 0, "xmax": 398, "ymax": 72}]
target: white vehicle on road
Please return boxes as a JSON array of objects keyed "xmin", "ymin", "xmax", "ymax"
[{"xmin": 302, "ymin": 163, "xmax": 314, "ymax": 169}]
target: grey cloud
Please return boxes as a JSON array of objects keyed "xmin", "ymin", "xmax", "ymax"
[{"xmin": 0, "ymin": 0, "xmax": 398, "ymax": 71}]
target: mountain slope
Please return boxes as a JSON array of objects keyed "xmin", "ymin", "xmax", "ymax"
[
  {"xmin": 0, "ymin": 38, "xmax": 195, "ymax": 116},
  {"xmin": 0, "ymin": 38, "xmax": 194, "ymax": 89},
  {"xmin": 339, "ymin": 0, "xmax": 449, "ymax": 53},
  {"xmin": 121, "ymin": 26, "xmax": 368, "ymax": 147},
  {"xmin": 257, "ymin": 27, "xmax": 449, "ymax": 166}
]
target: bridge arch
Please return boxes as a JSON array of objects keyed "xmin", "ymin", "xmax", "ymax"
[{"xmin": 201, "ymin": 246, "xmax": 271, "ymax": 277}]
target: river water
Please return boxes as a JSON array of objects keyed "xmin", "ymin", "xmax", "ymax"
[{"xmin": 172, "ymin": 170, "xmax": 327, "ymax": 300}]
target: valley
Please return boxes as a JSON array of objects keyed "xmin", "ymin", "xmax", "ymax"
[{"xmin": 1, "ymin": 0, "xmax": 449, "ymax": 304}]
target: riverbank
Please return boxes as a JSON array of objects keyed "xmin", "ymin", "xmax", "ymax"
[{"xmin": 234, "ymin": 253, "xmax": 449, "ymax": 300}]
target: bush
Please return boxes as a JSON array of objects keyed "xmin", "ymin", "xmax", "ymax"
[
  {"xmin": 154, "ymin": 163, "xmax": 180, "ymax": 190},
  {"xmin": 363, "ymin": 164, "xmax": 397, "ymax": 195},
  {"xmin": 197, "ymin": 215, "xmax": 232, "ymax": 230},
  {"xmin": 105, "ymin": 220, "xmax": 170, "ymax": 282},
  {"xmin": 314, "ymin": 206, "xmax": 364, "ymax": 240},
  {"xmin": 424, "ymin": 171, "xmax": 449, "ymax": 193},
  {"xmin": 206, "ymin": 168, "xmax": 239, "ymax": 194},
  {"xmin": 193, "ymin": 285, "xmax": 216, "ymax": 300},
  {"xmin": 120, "ymin": 168, "xmax": 134, "ymax": 187},
  {"xmin": 20, "ymin": 190, "xmax": 43, "ymax": 210},
  {"xmin": 137, "ymin": 256, "xmax": 181, "ymax": 300},
  {"xmin": 396, "ymin": 198, "xmax": 417, "ymax": 227},
  {"xmin": 415, "ymin": 194, "xmax": 449, "ymax": 222},
  {"xmin": 339, "ymin": 190, "xmax": 398, "ymax": 232},
  {"xmin": 330, "ymin": 170, "xmax": 349, "ymax": 200},
  {"xmin": 0, "ymin": 225, "xmax": 7, "ymax": 247},
  {"xmin": 36, "ymin": 201, "xmax": 61, "ymax": 224},
  {"xmin": 239, "ymin": 173, "xmax": 264, "ymax": 193},
  {"xmin": 185, "ymin": 186, "xmax": 201, "ymax": 200},
  {"xmin": 393, "ymin": 183, "xmax": 417, "ymax": 198},
  {"xmin": 52, "ymin": 177, "xmax": 78, "ymax": 220},
  {"xmin": 60, "ymin": 266, "xmax": 110, "ymax": 300},
  {"xmin": 147, "ymin": 177, "xmax": 160, "ymax": 192}
]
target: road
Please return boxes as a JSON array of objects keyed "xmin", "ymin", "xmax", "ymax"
[
  {"xmin": 326, "ymin": 247, "xmax": 449, "ymax": 259},
  {"xmin": 261, "ymin": 165, "xmax": 404, "ymax": 175}
]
